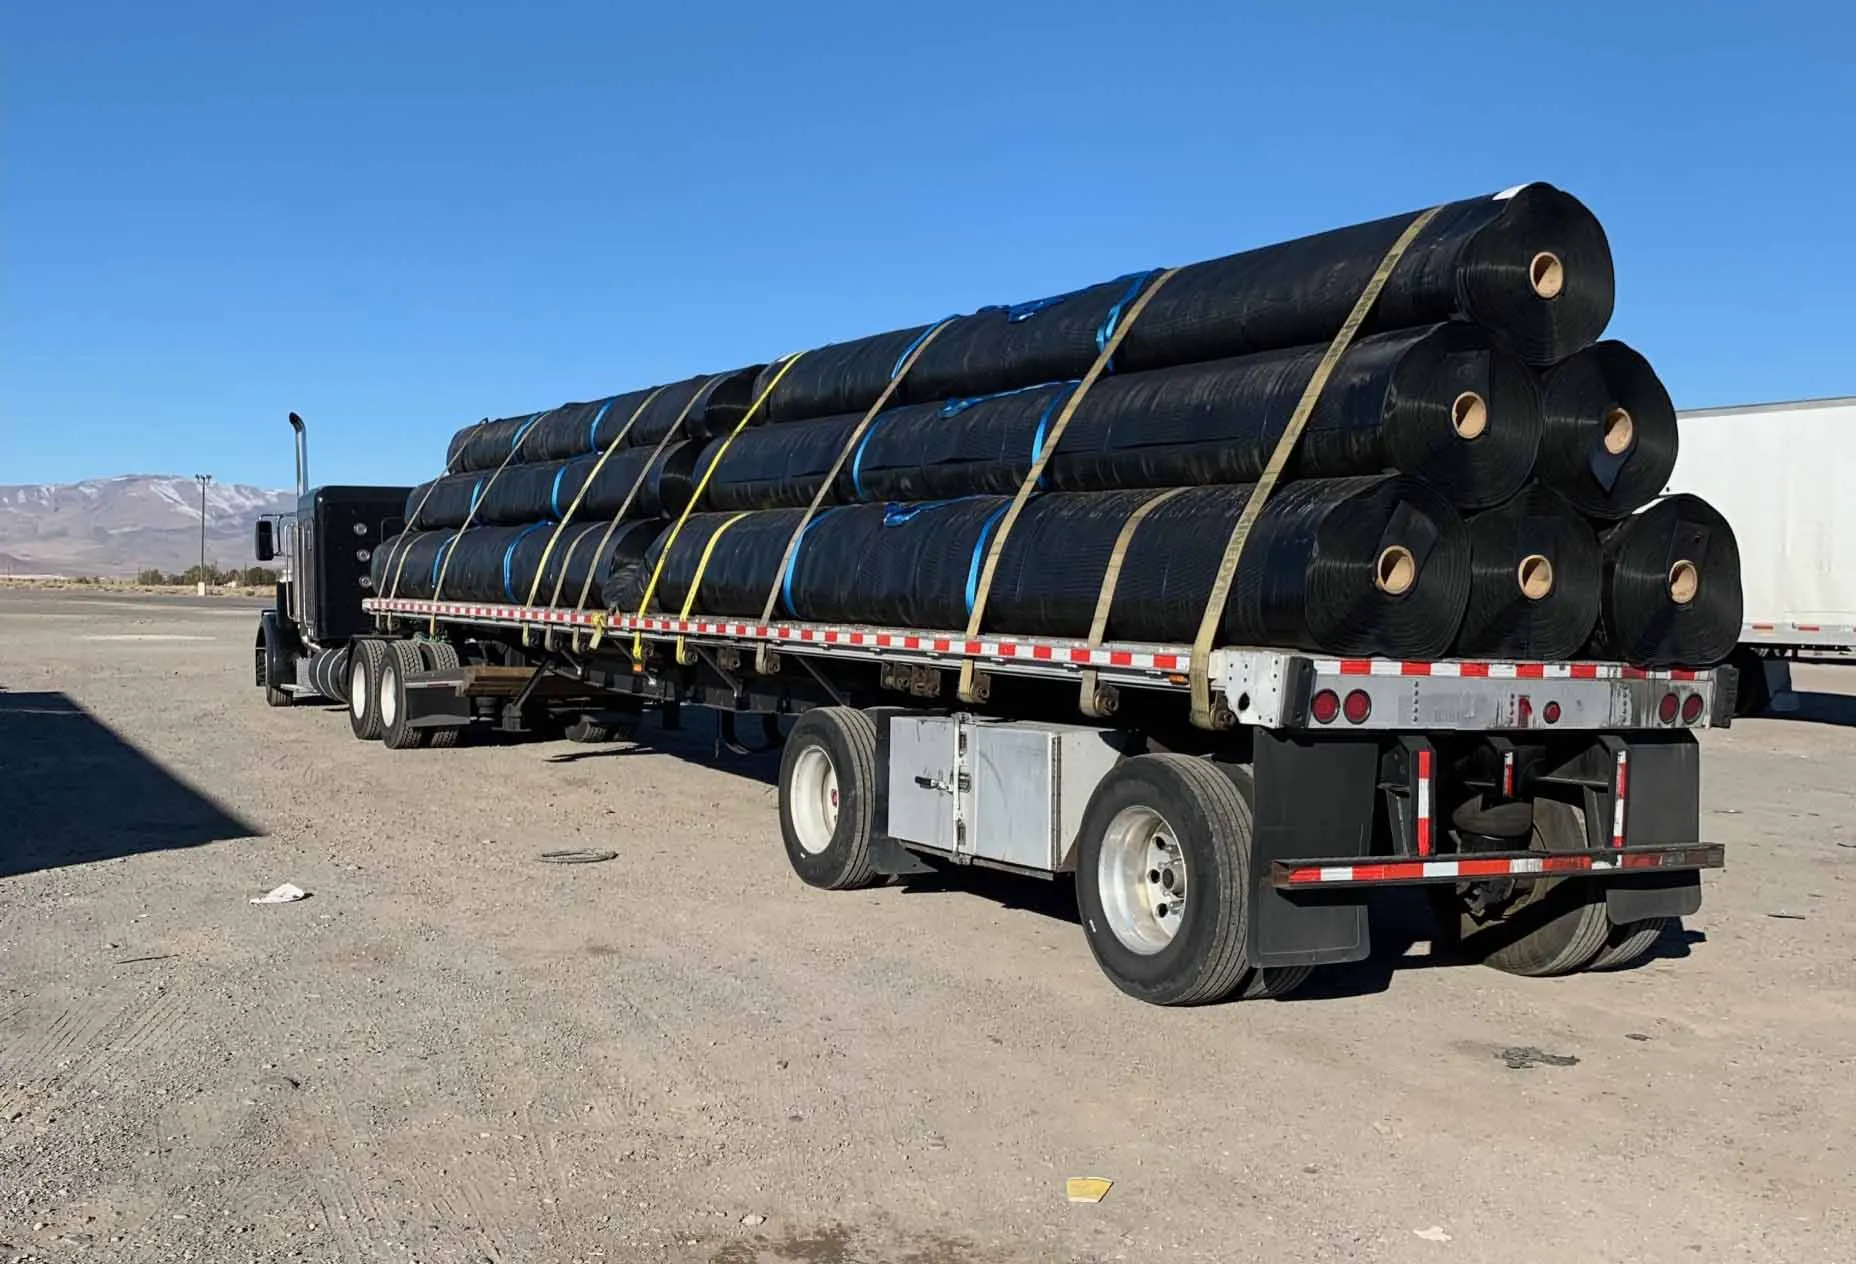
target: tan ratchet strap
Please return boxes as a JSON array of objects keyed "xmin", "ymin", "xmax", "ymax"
[
  {"xmin": 751, "ymin": 318, "xmax": 955, "ymax": 673},
  {"xmin": 518, "ymin": 387, "xmax": 665, "ymax": 643},
  {"xmin": 567, "ymin": 376, "xmax": 721, "ymax": 649},
  {"xmin": 955, "ymin": 268, "xmax": 1180, "ymax": 704},
  {"xmin": 425, "ymin": 409, "xmax": 554, "ymax": 632},
  {"xmin": 1185, "ymin": 204, "xmax": 1444, "ymax": 728},
  {"xmin": 387, "ymin": 428, "xmax": 482, "ymax": 601},
  {"xmin": 622, "ymin": 353, "xmax": 807, "ymax": 658},
  {"xmin": 1078, "ymin": 485, "xmax": 1195, "ymax": 717}
]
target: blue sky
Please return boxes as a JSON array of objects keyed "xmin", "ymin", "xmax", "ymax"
[{"xmin": 4, "ymin": 0, "xmax": 1851, "ymax": 490}]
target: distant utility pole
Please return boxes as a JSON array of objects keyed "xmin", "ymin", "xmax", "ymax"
[{"xmin": 194, "ymin": 473, "xmax": 213, "ymax": 595}]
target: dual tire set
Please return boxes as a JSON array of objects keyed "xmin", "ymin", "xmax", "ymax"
[
  {"xmin": 346, "ymin": 639, "xmax": 463, "ymax": 750},
  {"xmin": 777, "ymin": 708, "xmax": 1671, "ymax": 1005}
]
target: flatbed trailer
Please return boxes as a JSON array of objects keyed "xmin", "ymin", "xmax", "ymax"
[{"xmin": 332, "ymin": 592, "xmax": 1729, "ymax": 1005}]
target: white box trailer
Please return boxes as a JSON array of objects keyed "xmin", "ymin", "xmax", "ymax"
[{"xmin": 1669, "ymin": 396, "xmax": 1856, "ymax": 710}]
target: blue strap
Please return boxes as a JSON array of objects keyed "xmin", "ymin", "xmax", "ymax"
[
  {"xmin": 430, "ymin": 531, "xmax": 461, "ymax": 588},
  {"xmin": 501, "ymin": 520, "xmax": 553, "ymax": 602},
  {"xmin": 586, "ymin": 398, "xmax": 616, "ymax": 451},
  {"xmin": 510, "ymin": 410, "xmax": 548, "ymax": 452},
  {"xmin": 964, "ymin": 503, "xmax": 1013, "ymax": 617},
  {"xmin": 939, "ymin": 379, "xmax": 1064, "ymax": 418},
  {"xmin": 1006, "ymin": 286, "xmax": 1084, "ymax": 323},
  {"xmin": 468, "ymin": 477, "xmax": 486, "ymax": 514},
  {"xmin": 1029, "ymin": 382, "xmax": 1080, "ymax": 491},
  {"xmin": 888, "ymin": 316, "xmax": 958, "ymax": 382},
  {"xmin": 1095, "ymin": 269, "xmax": 1163, "ymax": 358},
  {"xmin": 779, "ymin": 507, "xmax": 840, "ymax": 617},
  {"xmin": 549, "ymin": 465, "xmax": 569, "ymax": 518},
  {"xmin": 849, "ymin": 410, "xmax": 892, "ymax": 500}
]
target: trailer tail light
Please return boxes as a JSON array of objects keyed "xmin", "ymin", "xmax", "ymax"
[
  {"xmin": 1543, "ymin": 700, "xmax": 1561, "ymax": 725},
  {"xmin": 1681, "ymin": 692, "xmax": 1705, "ymax": 724},
  {"xmin": 1517, "ymin": 695, "xmax": 1532, "ymax": 727},
  {"xmin": 1343, "ymin": 690, "xmax": 1371, "ymax": 724},
  {"xmin": 1310, "ymin": 689, "xmax": 1340, "ymax": 724},
  {"xmin": 1657, "ymin": 692, "xmax": 1679, "ymax": 725}
]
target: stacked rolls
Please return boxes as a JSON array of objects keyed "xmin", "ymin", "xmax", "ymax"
[{"xmin": 374, "ymin": 182, "xmax": 1740, "ymax": 665}]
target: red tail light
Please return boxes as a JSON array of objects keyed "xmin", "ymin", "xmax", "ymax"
[
  {"xmin": 1343, "ymin": 690, "xmax": 1372, "ymax": 724},
  {"xmin": 1681, "ymin": 692, "xmax": 1705, "ymax": 724},
  {"xmin": 1658, "ymin": 692, "xmax": 1679, "ymax": 724},
  {"xmin": 1311, "ymin": 689, "xmax": 1339, "ymax": 724}
]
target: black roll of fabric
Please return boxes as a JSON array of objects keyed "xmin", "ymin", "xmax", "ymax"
[
  {"xmin": 1452, "ymin": 486, "xmax": 1600, "ymax": 660},
  {"xmin": 1535, "ymin": 341, "xmax": 1679, "ymax": 519},
  {"xmin": 405, "ymin": 443, "xmax": 700, "ymax": 529},
  {"xmin": 754, "ymin": 272, "xmax": 1160, "ymax": 422},
  {"xmin": 1587, "ymin": 495, "xmax": 1743, "ymax": 667},
  {"xmin": 697, "ymin": 324, "xmax": 1540, "ymax": 512},
  {"xmin": 743, "ymin": 184, "xmax": 1611, "ymax": 425},
  {"xmin": 614, "ymin": 478, "xmax": 1468, "ymax": 658},
  {"xmin": 441, "ymin": 366, "xmax": 764, "ymax": 474},
  {"xmin": 371, "ymin": 520, "xmax": 662, "ymax": 607}
]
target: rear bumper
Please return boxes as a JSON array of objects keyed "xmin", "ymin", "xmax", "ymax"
[{"xmin": 1272, "ymin": 843, "xmax": 1725, "ymax": 889}]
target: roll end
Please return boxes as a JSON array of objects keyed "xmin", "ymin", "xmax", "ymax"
[
  {"xmin": 1602, "ymin": 406, "xmax": 1635, "ymax": 455},
  {"xmin": 1668, "ymin": 559, "xmax": 1699, "ymax": 605},
  {"xmin": 1375, "ymin": 545, "xmax": 1417, "ymax": 596},
  {"xmin": 1516, "ymin": 553, "xmax": 1554, "ymax": 601},
  {"xmin": 1451, "ymin": 391, "xmax": 1489, "ymax": 440},
  {"xmin": 1529, "ymin": 251, "xmax": 1565, "ymax": 299}
]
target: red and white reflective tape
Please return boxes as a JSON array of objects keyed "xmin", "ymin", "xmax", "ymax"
[
  {"xmin": 1279, "ymin": 845, "xmax": 1723, "ymax": 887},
  {"xmin": 1612, "ymin": 749, "xmax": 1630, "ymax": 847},
  {"xmin": 1312, "ymin": 658, "xmax": 1702, "ymax": 682},
  {"xmin": 1501, "ymin": 749, "xmax": 1516, "ymax": 798},
  {"xmin": 1415, "ymin": 748, "xmax": 1434, "ymax": 857},
  {"xmin": 365, "ymin": 598, "xmax": 1189, "ymax": 672}
]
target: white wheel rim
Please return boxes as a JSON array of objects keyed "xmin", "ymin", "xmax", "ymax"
[
  {"xmin": 790, "ymin": 746, "xmax": 840, "ymax": 855},
  {"xmin": 1098, "ymin": 805, "xmax": 1188, "ymax": 955},
  {"xmin": 379, "ymin": 660, "xmax": 398, "ymax": 728},
  {"xmin": 350, "ymin": 658, "xmax": 367, "ymax": 718}
]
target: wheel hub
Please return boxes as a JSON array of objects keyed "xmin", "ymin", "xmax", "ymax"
[
  {"xmin": 1098, "ymin": 805, "xmax": 1189, "ymax": 955},
  {"xmin": 790, "ymin": 746, "xmax": 840, "ymax": 855}
]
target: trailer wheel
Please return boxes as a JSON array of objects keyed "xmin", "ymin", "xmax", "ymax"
[
  {"xmin": 1463, "ymin": 800, "xmax": 1610, "ymax": 978},
  {"xmin": 1075, "ymin": 754, "xmax": 1254, "ymax": 1006},
  {"xmin": 417, "ymin": 641, "xmax": 463, "ymax": 749},
  {"xmin": 1588, "ymin": 916, "xmax": 1676, "ymax": 971},
  {"xmin": 778, "ymin": 707, "xmax": 881, "ymax": 891},
  {"xmin": 348, "ymin": 639, "xmax": 389, "ymax": 740},
  {"xmin": 380, "ymin": 640, "xmax": 429, "ymax": 750},
  {"xmin": 1239, "ymin": 965, "xmax": 1314, "ymax": 1000}
]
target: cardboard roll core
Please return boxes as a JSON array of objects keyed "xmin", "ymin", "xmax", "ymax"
[
  {"xmin": 1516, "ymin": 553, "xmax": 1554, "ymax": 600},
  {"xmin": 1375, "ymin": 545, "xmax": 1417, "ymax": 596},
  {"xmin": 1667, "ymin": 559, "xmax": 1699, "ymax": 605},
  {"xmin": 1530, "ymin": 251, "xmax": 1565, "ymax": 299},
  {"xmin": 1451, "ymin": 391, "xmax": 1489, "ymax": 440},
  {"xmin": 1602, "ymin": 406, "xmax": 1635, "ymax": 455}
]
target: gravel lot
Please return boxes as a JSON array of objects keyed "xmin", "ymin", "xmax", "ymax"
[{"xmin": 2, "ymin": 587, "xmax": 1852, "ymax": 1263}]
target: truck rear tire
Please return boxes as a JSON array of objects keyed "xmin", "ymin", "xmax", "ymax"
[
  {"xmin": 1588, "ymin": 916, "xmax": 1675, "ymax": 971},
  {"xmin": 348, "ymin": 639, "xmax": 389, "ymax": 741},
  {"xmin": 380, "ymin": 640, "xmax": 429, "ymax": 750},
  {"xmin": 1462, "ymin": 800, "xmax": 1610, "ymax": 978},
  {"xmin": 417, "ymin": 641, "xmax": 463, "ymax": 749},
  {"xmin": 778, "ymin": 707, "xmax": 881, "ymax": 891},
  {"xmin": 1075, "ymin": 754, "xmax": 1254, "ymax": 1007}
]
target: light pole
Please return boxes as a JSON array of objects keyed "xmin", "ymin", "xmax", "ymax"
[{"xmin": 193, "ymin": 473, "xmax": 213, "ymax": 595}]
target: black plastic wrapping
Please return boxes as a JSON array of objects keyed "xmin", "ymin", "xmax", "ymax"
[
  {"xmin": 1536, "ymin": 341, "xmax": 1679, "ymax": 519},
  {"xmin": 1587, "ymin": 494, "xmax": 1743, "ymax": 667},
  {"xmin": 372, "ymin": 520, "xmax": 662, "ymax": 607},
  {"xmin": 405, "ymin": 444, "xmax": 699, "ymax": 530},
  {"xmin": 744, "ymin": 184, "xmax": 1611, "ymax": 425},
  {"xmin": 1452, "ymin": 486, "xmax": 1600, "ymax": 660},
  {"xmin": 698, "ymin": 324, "xmax": 1541, "ymax": 513},
  {"xmin": 442, "ymin": 366, "xmax": 763, "ymax": 474},
  {"xmin": 608, "ymin": 478, "xmax": 1468, "ymax": 658}
]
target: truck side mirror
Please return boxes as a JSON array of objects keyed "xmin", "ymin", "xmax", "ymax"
[{"xmin": 254, "ymin": 518, "xmax": 275, "ymax": 562}]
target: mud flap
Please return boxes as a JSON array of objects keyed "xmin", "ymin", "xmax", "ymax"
[
  {"xmin": 1605, "ymin": 732, "xmax": 1705, "ymax": 923},
  {"xmin": 1249, "ymin": 731, "xmax": 1374, "ymax": 967}
]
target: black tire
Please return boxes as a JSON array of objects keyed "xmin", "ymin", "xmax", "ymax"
[
  {"xmin": 263, "ymin": 651, "xmax": 293, "ymax": 709},
  {"xmin": 778, "ymin": 707, "xmax": 881, "ymax": 891},
  {"xmin": 1238, "ymin": 965, "xmax": 1315, "ymax": 1000},
  {"xmin": 1729, "ymin": 646, "xmax": 1770, "ymax": 717},
  {"xmin": 347, "ymin": 639, "xmax": 388, "ymax": 741},
  {"xmin": 417, "ymin": 641, "xmax": 463, "ymax": 749},
  {"xmin": 564, "ymin": 715, "xmax": 618, "ymax": 744},
  {"xmin": 1588, "ymin": 916, "xmax": 1675, "ymax": 971},
  {"xmin": 1464, "ymin": 800, "xmax": 1610, "ymax": 978},
  {"xmin": 380, "ymin": 640, "xmax": 429, "ymax": 750},
  {"xmin": 1075, "ymin": 754, "xmax": 1254, "ymax": 1007}
]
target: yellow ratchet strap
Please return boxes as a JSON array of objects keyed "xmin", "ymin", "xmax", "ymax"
[
  {"xmin": 1185, "ymin": 205, "xmax": 1444, "ymax": 728},
  {"xmin": 1077, "ymin": 485, "xmax": 1194, "ymax": 717},
  {"xmin": 673, "ymin": 511, "xmax": 751, "ymax": 664}
]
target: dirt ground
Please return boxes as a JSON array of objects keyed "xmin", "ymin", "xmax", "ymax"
[{"xmin": 1, "ymin": 588, "xmax": 1852, "ymax": 1263}]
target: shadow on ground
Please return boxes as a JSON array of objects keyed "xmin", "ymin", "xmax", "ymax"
[
  {"xmin": 1768, "ymin": 691, "xmax": 1856, "ymax": 727},
  {"xmin": 0, "ymin": 691, "xmax": 262, "ymax": 877}
]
